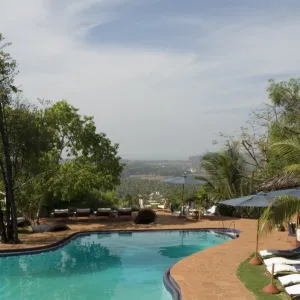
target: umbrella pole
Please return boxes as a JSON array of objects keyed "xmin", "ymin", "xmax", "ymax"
[
  {"xmin": 262, "ymin": 263, "xmax": 280, "ymax": 294},
  {"xmin": 292, "ymin": 212, "xmax": 299, "ymax": 247},
  {"xmin": 249, "ymin": 219, "xmax": 262, "ymax": 265},
  {"xmin": 180, "ymin": 183, "xmax": 185, "ymax": 216}
]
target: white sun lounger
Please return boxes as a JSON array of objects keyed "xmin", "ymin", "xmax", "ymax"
[
  {"xmin": 278, "ymin": 274, "xmax": 300, "ymax": 287},
  {"xmin": 266, "ymin": 264, "xmax": 300, "ymax": 275},
  {"xmin": 259, "ymin": 246, "xmax": 300, "ymax": 258},
  {"xmin": 264, "ymin": 257, "xmax": 300, "ymax": 267},
  {"xmin": 285, "ymin": 284, "xmax": 300, "ymax": 297}
]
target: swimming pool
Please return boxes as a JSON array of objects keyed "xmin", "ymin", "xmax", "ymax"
[{"xmin": 0, "ymin": 230, "xmax": 233, "ymax": 300}]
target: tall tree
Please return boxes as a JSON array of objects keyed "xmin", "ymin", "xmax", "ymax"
[
  {"xmin": 15, "ymin": 100, "xmax": 124, "ymax": 223},
  {"xmin": 267, "ymin": 78, "xmax": 300, "ymax": 126},
  {"xmin": 265, "ymin": 78, "xmax": 300, "ymax": 174},
  {"xmin": 0, "ymin": 34, "xmax": 20, "ymax": 243},
  {"xmin": 43, "ymin": 100, "xmax": 123, "ymax": 198},
  {"xmin": 217, "ymin": 78, "xmax": 300, "ymax": 183},
  {"xmin": 0, "ymin": 34, "xmax": 124, "ymax": 242}
]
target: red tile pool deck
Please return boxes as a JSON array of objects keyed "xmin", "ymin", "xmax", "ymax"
[{"xmin": 0, "ymin": 212, "xmax": 292, "ymax": 299}]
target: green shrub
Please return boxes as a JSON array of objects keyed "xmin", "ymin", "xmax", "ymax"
[
  {"xmin": 218, "ymin": 204, "xmax": 236, "ymax": 217},
  {"xmin": 218, "ymin": 204, "xmax": 264, "ymax": 219},
  {"xmin": 134, "ymin": 209, "xmax": 156, "ymax": 224}
]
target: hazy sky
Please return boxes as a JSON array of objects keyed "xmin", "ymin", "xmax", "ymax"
[{"xmin": 1, "ymin": 0, "xmax": 300, "ymax": 160}]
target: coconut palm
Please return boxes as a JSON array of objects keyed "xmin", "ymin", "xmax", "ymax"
[
  {"xmin": 259, "ymin": 195, "xmax": 300, "ymax": 234},
  {"xmin": 259, "ymin": 133, "xmax": 300, "ymax": 233},
  {"xmin": 199, "ymin": 143, "xmax": 254, "ymax": 201}
]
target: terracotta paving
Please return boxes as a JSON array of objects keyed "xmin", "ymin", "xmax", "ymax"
[{"xmin": 0, "ymin": 212, "xmax": 293, "ymax": 299}]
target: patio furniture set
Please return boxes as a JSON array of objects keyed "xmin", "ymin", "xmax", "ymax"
[
  {"xmin": 181, "ymin": 205, "xmax": 218, "ymax": 221},
  {"xmin": 50, "ymin": 207, "xmax": 133, "ymax": 219}
]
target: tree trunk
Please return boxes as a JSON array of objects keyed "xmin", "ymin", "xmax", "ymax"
[
  {"xmin": 36, "ymin": 205, "xmax": 41, "ymax": 225},
  {"xmin": 3, "ymin": 157, "xmax": 19, "ymax": 243},
  {"xmin": 0, "ymin": 100, "xmax": 19, "ymax": 243},
  {"xmin": 4, "ymin": 185, "xmax": 12, "ymax": 240},
  {"xmin": 0, "ymin": 206, "xmax": 7, "ymax": 243},
  {"xmin": 6, "ymin": 187, "xmax": 18, "ymax": 243}
]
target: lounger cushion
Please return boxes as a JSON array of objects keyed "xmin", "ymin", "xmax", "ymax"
[
  {"xmin": 54, "ymin": 209, "xmax": 68, "ymax": 214},
  {"xmin": 97, "ymin": 208, "xmax": 111, "ymax": 212},
  {"xmin": 260, "ymin": 246, "xmax": 300, "ymax": 258},
  {"xmin": 285, "ymin": 283, "xmax": 300, "ymax": 296},
  {"xmin": 278, "ymin": 274, "xmax": 300, "ymax": 286},
  {"xmin": 118, "ymin": 208, "xmax": 132, "ymax": 212},
  {"xmin": 264, "ymin": 257, "xmax": 300, "ymax": 266},
  {"xmin": 267, "ymin": 264, "xmax": 299, "ymax": 275},
  {"xmin": 77, "ymin": 209, "xmax": 90, "ymax": 213},
  {"xmin": 260, "ymin": 250, "xmax": 282, "ymax": 258}
]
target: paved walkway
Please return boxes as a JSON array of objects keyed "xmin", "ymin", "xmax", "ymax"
[
  {"xmin": 171, "ymin": 218, "xmax": 291, "ymax": 300},
  {"xmin": 0, "ymin": 213, "xmax": 292, "ymax": 299}
]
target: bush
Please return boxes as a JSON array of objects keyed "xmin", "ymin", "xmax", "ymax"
[
  {"xmin": 218, "ymin": 204, "xmax": 236, "ymax": 217},
  {"xmin": 236, "ymin": 207, "xmax": 264, "ymax": 219},
  {"xmin": 170, "ymin": 200, "xmax": 181, "ymax": 210},
  {"xmin": 218, "ymin": 204, "xmax": 264, "ymax": 219},
  {"xmin": 134, "ymin": 209, "xmax": 156, "ymax": 224}
]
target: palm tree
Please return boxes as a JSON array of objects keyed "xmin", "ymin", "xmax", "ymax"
[
  {"xmin": 259, "ymin": 132, "xmax": 300, "ymax": 234},
  {"xmin": 259, "ymin": 195, "xmax": 300, "ymax": 234},
  {"xmin": 199, "ymin": 143, "xmax": 254, "ymax": 201}
]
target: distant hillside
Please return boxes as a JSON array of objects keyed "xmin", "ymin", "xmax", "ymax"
[{"xmin": 121, "ymin": 157, "xmax": 204, "ymax": 178}]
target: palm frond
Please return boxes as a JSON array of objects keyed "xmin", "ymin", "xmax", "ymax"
[
  {"xmin": 194, "ymin": 175, "xmax": 209, "ymax": 182},
  {"xmin": 270, "ymin": 137, "xmax": 300, "ymax": 164},
  {"xmin": 259, "ymin": 195, "xmax": 300, "ymax": 235},
  {"xmin": 284, "ymin": 164, "xmax": 300, "ymax": 173}
]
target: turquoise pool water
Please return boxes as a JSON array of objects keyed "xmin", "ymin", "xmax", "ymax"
[{"xmin": 0, "ymin": 230, "xmax": 231, "ymax": 300}]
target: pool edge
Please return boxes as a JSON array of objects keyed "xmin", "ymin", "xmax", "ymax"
[
  {"xmin": 164, "ymin": 267, "xmax": 181, "ymax": 300},
  {"xmin": 0, "ymin": 228, "xmax": 240, "ymax": 256}
]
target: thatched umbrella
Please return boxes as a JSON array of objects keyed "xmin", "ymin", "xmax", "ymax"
[{"xmin": 260, "ymin": 172, "xmax": 300, "ymax": 192}]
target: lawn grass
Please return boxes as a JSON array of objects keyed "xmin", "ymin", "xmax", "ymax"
[{"xmin": 237, "ymin": 254, "xmax": 289, "ymax": 300}]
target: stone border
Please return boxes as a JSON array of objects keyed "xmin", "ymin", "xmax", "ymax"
[
  {"xmin": 164, "ymin": 267, "xmax": 181, "ymax": 300},
  {"xmin": 0, "ymin": 228, "xmax": 240, "ymax": 299}
]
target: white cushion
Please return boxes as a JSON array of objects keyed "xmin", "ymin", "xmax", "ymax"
[
  {"xmin": 285, "ymin": 283, "xmax": 300, "ymax": 296},
  {"xmin": 207, "ymin": 206, "xmax": 216, "ymax": 214},
  {"xmin": 264, "ymin": 257, "xmax": 300, "ymax": 266},
  {"xmin": 97, "ymin": 208, "xmax": 111, "ymax": 212},
  {"xmin": 278, "ymin": 274, "xmax": 300, "ymax": 286},
  {"xmin": 267, "ymin": 264, "xmax": 298, "ymax": 275},
  {"xmin": 54, "ymin": 209, "xmax": 68, "ymax": 213},
  {"xmin": 259, "ymin": 250, "xmax": 281, "ymax": 257},
  {"xmin": 119, "ymin": 208, "xmax": 131, "ymax": 211}
]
